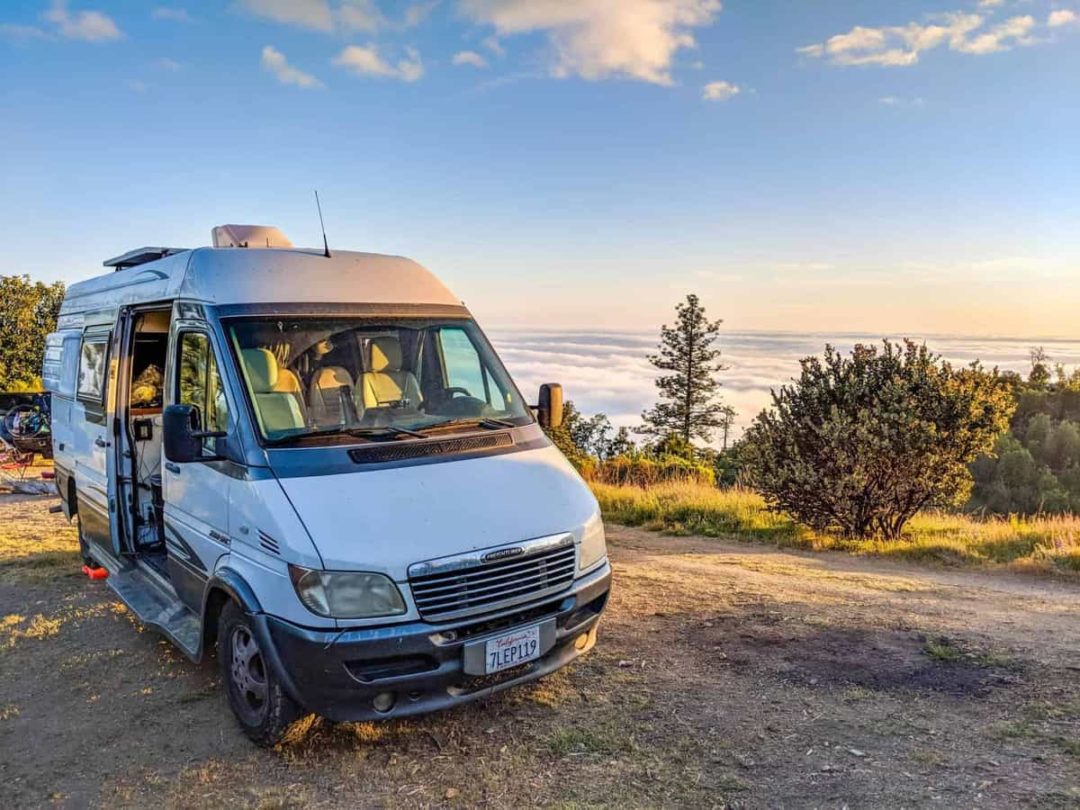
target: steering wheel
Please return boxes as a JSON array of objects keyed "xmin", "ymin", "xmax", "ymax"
[{"xmin": 442, "ymin": 387, "xmax": 472, "ymax": 399}]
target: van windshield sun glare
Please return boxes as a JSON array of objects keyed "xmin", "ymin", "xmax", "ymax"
[{"xmin": 225, "ymin": 317, "xmax": 532, "ymax": 444}]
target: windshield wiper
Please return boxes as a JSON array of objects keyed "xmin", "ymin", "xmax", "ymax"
[
  {"xmin": 412, "ymin": 417, "xmax": 517, "ymax": 434},
  {"xmin": 345, "ymin": 425, "xmax": 427, "ymax": 440},
  {"xmin": 266, "ymin": 425, "xmax": 426, "ymax": 446}
]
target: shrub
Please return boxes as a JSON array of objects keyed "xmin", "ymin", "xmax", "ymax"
[
  {"xmin": 741, "ymin": 340, "xmax": 1014, "ymax": 539},
  {"xmin": 590, "ymin": 454, "xmax": 715, "ymax": 487}
]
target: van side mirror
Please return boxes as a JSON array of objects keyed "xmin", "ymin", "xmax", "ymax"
[
  {"xmin": 537, "ymin": 383, "xmax": 564, "ymax": 430},
  {"xmin": 164, "ymin": 404, "xmax": 225, "ymax": 463}
]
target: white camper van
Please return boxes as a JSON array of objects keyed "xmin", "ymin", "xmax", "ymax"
[{"xmin": 43, "ymin": 225, "xmax": 611, "ymax": 745}]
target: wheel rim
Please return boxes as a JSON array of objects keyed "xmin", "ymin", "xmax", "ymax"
[{"xmin": 229, "ymin": 625, "xmax": 269, "ymax": 724}]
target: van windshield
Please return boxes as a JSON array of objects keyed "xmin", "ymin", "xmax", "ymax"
[{"xmin": 225, "ymin": 317, "xmax": 532, "ymax": 443}]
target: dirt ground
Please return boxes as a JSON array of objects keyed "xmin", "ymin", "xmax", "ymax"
[{"xmin": 1, "ymin": 494, "xmax": 1079, "ymax": 809}]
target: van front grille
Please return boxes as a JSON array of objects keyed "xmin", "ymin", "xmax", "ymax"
[{"xmin": 409, "ymin": 536, "xmax": 576, "ymax": 621}]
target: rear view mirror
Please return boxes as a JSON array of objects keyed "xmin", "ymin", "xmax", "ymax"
[
  {"xmin": 164, "ymin": 404, "xmax": 225, "ymax": 463},
  {"xmin": 537, "ymin": 383, "xmax": 564, "ymax": 430}
]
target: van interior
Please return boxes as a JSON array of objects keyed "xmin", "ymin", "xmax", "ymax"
[{"xmin": 118, "ymin": 308, "xmax": 172, "ymax": 572}]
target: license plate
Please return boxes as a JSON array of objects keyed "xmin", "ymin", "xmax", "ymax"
[{"xmin": 485, "ymin": 624, "xmax": 541, "ymax": 674}]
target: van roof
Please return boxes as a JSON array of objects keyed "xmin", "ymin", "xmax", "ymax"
[{"xmin": 60, "ymin": 247, "xmax": 463, "ymax": 316}]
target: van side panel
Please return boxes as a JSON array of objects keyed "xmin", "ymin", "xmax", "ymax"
[{"xmin": 44, "ymin": 331, "xmax": 82, "ymax": 516}]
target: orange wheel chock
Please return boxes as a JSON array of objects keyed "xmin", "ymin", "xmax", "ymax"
[{"xmin": 82, "ymin": 565, "xmax": 108, "ymax": 581}]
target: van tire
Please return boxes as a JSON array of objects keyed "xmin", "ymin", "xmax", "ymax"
[{"xmin": 217, "ymin": 601, "xmax": 302, "ymax": 746}]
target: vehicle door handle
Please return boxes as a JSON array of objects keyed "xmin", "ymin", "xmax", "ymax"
[
  {"xmin": 95, "ymin": 438, "xmax": 107, "ymax": 448},
  {"xmin": 165, "ymin": 462, "xmax": 181, "ymax": 475}
]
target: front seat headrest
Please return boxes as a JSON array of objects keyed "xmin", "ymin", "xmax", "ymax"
[
  {"xmin": 369, "ymin": 337, "xmax": 402, "ymax": 373},
  {"xmin": 242, "ymin": 348, "xmax": 279, "ymax": 394}
]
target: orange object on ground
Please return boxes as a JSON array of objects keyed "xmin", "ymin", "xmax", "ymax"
[{"xmin": 82, "ymin": 565, "xmax": 108, "ymax": 580}]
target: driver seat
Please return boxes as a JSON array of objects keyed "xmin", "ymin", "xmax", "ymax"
[
  {"xmin": 309, "ymin": 366, "xmax": 357, "ymax": 426},
  {"xmin": 358, "ymin": 337, "xmax": 422, "ymax": 409}
]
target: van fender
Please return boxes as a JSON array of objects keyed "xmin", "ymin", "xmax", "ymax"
[
  {"xmin": 198, "ymin": 568, "xmax": 304, "ymax": 706},
  {"xmin": 202, "ymin": 566, "xmax": 263, "ymax": 617}
]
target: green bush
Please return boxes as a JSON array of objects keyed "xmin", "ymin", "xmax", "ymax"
[{"xmin": 742, "ymin": 340, "xmax": 1013, "ymax": 539}]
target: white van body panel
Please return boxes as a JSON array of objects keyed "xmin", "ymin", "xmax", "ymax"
[
  {"xmin": 278, "ymin": 444, "xmax": 599, "ymax": 577},
  {"xmin": 58, "ymin": 249, "xmax": 460, "ymax": 319}
]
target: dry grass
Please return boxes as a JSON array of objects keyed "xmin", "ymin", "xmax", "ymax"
[
  {"xmin": 592, "ymin": 481, "xmax": 1080, "ymax": 575},
  {"xmin": 0, "ymin": 493, "xmax": 80, "ymax": 584}
]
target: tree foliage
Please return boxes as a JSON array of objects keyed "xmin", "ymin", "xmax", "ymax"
[
  {"xmin": 638, "ymin": 294, "xmax": 731, "ymax": 447},
  {"xmin": 741, "ymin": 340, "xmax": 1014, "ymax": 539},
  {"xmin": 968, "ymin": 357, "xmax": 1080, "ymax": 514},
  {"xmin": 0, "ymin": 276, "xmax": 65, "ymax": 391}
]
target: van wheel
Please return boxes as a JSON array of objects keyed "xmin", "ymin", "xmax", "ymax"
[{"xmin": 218, "ymin": 601, "xmax": 302, "ymax": 746}]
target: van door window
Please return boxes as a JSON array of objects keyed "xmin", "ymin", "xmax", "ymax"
[
  {"xmin": 77, "ymin": 337, "xmax": 109, "ymax": 404},
  {"xmin": 437, "ymin": 327, "xmax": 492, "ymax": 406},
  {"xmin": 177, "ymin": 332, "xmax": 229, "ymax": 450}
]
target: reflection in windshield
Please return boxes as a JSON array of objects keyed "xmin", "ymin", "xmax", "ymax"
[{"xmin": 226, "ymin": 318, "xmax": 531, "ymax": 442}]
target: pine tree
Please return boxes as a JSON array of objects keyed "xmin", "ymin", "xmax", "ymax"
[{"xmin": 638, "ymin": 294, "xmax": 731, "ymax": 447}]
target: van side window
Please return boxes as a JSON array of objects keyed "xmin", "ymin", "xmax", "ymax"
[
  {"xmin": 177, "ymin": 332, "xmax": 229, "ymax": 447},
  {"xmin": 438, "ymin": 327, "xmax": 492, "ymax": 405},
  {"xmin": 77, "ymin": 337, "xmax": 109, "ymax": 403}
]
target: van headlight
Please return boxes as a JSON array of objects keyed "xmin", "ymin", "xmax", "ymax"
[
  {"xmin": 288, "ymin": 565, "xmax": 406, "ymax": 618},
  {"xmin": 579, "ymin": 512, "xmax": 607, "ymax": 572}
]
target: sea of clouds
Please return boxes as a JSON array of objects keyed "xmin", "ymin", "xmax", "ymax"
[{"xmin": 488, "ymin": 328, "xmax": 1080, "ymax": 439}]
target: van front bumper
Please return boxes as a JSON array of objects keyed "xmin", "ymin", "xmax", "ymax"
[{"xmin": 254, "ymin": 561, "xmax": 612, "ymax": 722}]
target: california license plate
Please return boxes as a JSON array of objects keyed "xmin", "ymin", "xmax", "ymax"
[{"xmin": 485, "ymin": 624, "xmax": 541, "ymax": 673}]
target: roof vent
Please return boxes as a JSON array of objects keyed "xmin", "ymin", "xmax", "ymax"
[
  {"xmin": 103, "ymin": 247, "xmax": 186, "ymax": 271},
  {"xmin": 212, "ymin": 224, "xmax": 292, "ymax": 249}
]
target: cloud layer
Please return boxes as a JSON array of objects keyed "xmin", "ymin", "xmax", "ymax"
[
  {"xmin": 702, "ymin": 79, "xmax": 739, "ymax": 101},
  {"xmin": 458, "ymin": 0, "xmax": 722, "ymax": 84},
  {"xmin": 490, "ymin": 328, "xmax": 1080, "ymax": 443},
  {"xmin": 797, "ymin": 8, "xmax": 1060, "ymax": 67},
  {"xmin": 334, "ymin": 44, "xmax": 424, "ymax": 81},
  {"xmin": 261, "ymin": 45, "xmax": 323, "ymax": 88}
]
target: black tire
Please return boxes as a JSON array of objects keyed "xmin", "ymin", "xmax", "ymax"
[{"xmin": 217, "ymin": 601, "xmax": 303, "ymax": 746}]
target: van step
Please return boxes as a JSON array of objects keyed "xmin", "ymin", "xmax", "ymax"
[{"xmin": 108, "ymin": 566, "xmax": 201, "ymax": 660}]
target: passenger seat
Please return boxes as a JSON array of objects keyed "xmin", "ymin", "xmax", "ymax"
[
  {"xmin": 309, "ymin": 366, "xmax": 357, "ymax": 426},
  {"xmin": 240, "ymin": 349, "xmax": 308, "ymax": 435},
  {"xmin": 358, "ymin": 337, "xmax": 422, "ymax": 409}
]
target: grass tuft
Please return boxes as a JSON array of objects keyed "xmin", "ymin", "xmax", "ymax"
[{"xmin": 592, "ymin": 481, "xmax": 1080, "ymax": 574}]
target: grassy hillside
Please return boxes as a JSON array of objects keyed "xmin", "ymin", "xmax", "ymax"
[{"xmin": 592, "ymin": 481, "xmax": 1080, "ymax": 575}]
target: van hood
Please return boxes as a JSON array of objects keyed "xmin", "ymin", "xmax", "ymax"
[{"xmin": 276, "ymin": 443, "xmax": 598, "ymax": 579}]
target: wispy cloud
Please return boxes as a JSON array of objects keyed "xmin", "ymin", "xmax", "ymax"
[
  {"xmin": 151, "ymin": 7, "xmax": 192, "ymax": 23},
  {"xmin": 333, "ymin": 44, "xmax": 424, "ymax": 81},
  {"xmin": 261, "ymin": 45, "xmax": 324, "ymax": 88},
  {"xmin": 3, "ymin": 1, "xmax": 123, "ymax": 42},
  {"xmin": 457, "ymin": 0, "xmax": 721, "ymax": 85},
  {"xmin": 452, "ymin": 49, "xmax": 488, "ymax": 68},
  {"xmin": 28, "ymin": 0, "xmax": 123, "ymax": 42},
  {"xmin": 338, "ymin": 0, "xmax": 382, "ymax": 32},
  {"xmin": 241, "ymin": 0, "xmax": 333, "ymax": 31},
  {"xmin": 879, "ymin": 95, "xmax": 925, "ymax": 107},
  {"xmin": 797, "ymin": 8, "xmax": 1063, "ymax": 67},
  {"xmin": 403, "ymin": 1, "xmax": 439, "ymax": 28},
  {"xmin": 0, "ymin": 23, "xmax": 49, "ymax": 41},
  {"xmin": 239, "ymin": 0, "xmax": 436, "ymax": 33},
  {"xmin": 154, "ymin": 57, "xmax": 182, "ymax": 71},
  {"xmin": 1048, "ymin": 9, "xmax": 1078, "ymax": 27},
  {"xmin": 702, "ymin": 79, "xmax": 739, "ymax": 101}
]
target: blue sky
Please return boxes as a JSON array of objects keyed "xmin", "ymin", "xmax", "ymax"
[{"xmin": 1, "ymin": 0, "xmax": 1078, "ymax": 336}]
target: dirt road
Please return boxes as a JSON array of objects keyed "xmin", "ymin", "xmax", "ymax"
[{"xmin": 1, "ymin": 495, "xmax": 1078, "ymax": 808}]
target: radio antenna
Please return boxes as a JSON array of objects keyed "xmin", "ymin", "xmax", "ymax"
[{"xmin": 314, "ymin": 190, "xmax": 331, "ymax": 258}]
